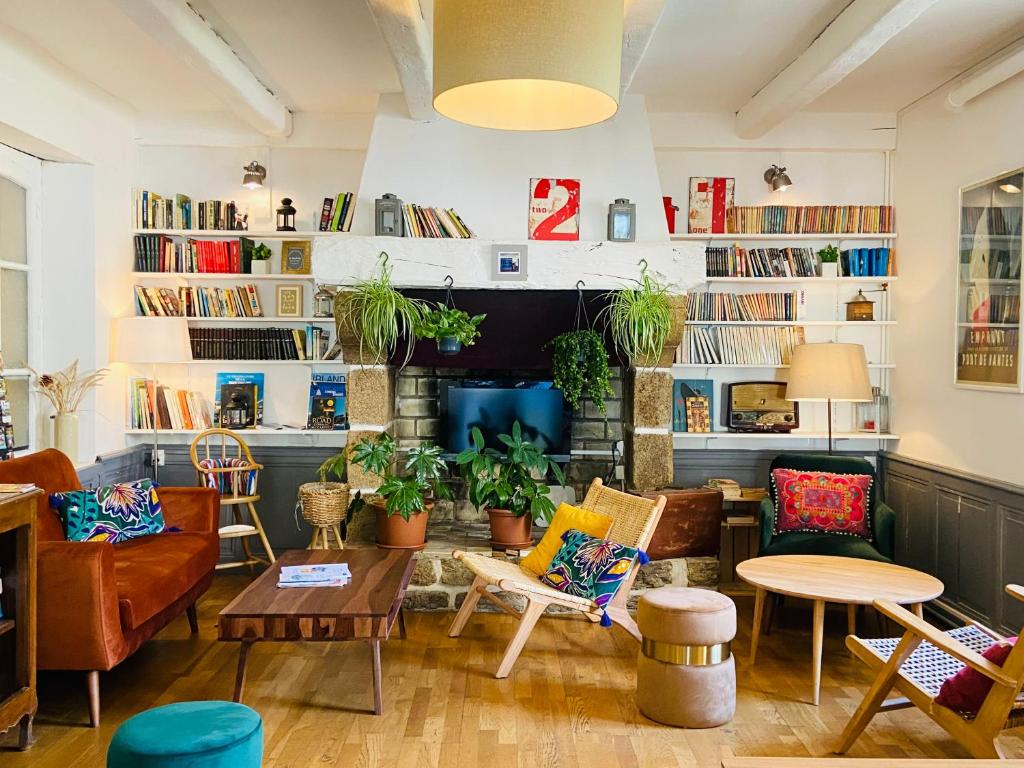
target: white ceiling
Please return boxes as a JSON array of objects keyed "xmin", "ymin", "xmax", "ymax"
[{"xmin": 1, "ymin": 0, "xmax": 1022, "ymax": 126}]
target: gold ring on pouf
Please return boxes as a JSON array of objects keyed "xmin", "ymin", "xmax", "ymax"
[{"xmin": 641, "ymin": 638, "xmax": 731, "ymax": 666}]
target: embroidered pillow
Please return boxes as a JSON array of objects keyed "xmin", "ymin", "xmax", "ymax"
[
  {"xmin": 540, "ymin": 529, "xmax": 638, "ymax": 609},
  {"xmin": 198, "ymin": 457, "xmax": 258, "ymax": 496},
  {"xmin": 771, "ymin": 468, "xmax": 873, "ymax": 539},
  {"xmin": 935, "ymin": 636, "xmax": 1017, "ymax": 716},
  {"xmin": 50, "ymin": 479, "xmax": 165, "ymax": 543}
]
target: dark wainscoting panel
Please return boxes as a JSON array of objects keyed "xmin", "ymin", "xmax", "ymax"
[
  {"xmin": 673, "ymin": 448, "xmax": 878, "ymax": 489},
  {"xmin": 77, "ymin": 447, "xmax": 149, "ymax": 489},
  {"xmin": 880, "ymin": 452, "xmax": 1024, "ymax": 634}
]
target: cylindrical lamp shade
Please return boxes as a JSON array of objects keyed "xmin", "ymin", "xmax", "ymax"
[
  {"xmin": 432, "ymin": 0, "xmax": 623, "ymax": 131},
  {"xmin": 112, "ymin": 317, "xmax": 193, "ymax": 363},
  {"xmin": 786, "ymin": 343, "xmax": 872, "ymax": 402}
]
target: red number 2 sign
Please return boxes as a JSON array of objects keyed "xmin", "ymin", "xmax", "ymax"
[{"xmin": 529, "ymin": 178, "xmax": 581, "ymax": 241}]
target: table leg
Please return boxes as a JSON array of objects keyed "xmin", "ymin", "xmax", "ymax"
[
  {"xmin": 812, "ymin": 599, "xmax": 825, "ymax": 706},
  {"xmin": 397, "ymin": 608, "xmax": 407, "ymax": 640},
  {"xmin": 911, "ymin": 603, "xmax": 923, "ymax": 619},
  {"xmin": 370, "ymin": 639, "xmax": 383, "ymax": 715},
  {"xmin": 847, "ymin": 603, "xmax": 857, "ymax": 636},
  {"xmin": 749, "ymin": 587, "xmax": 766, "ymax": 665},
  {"xmin": 233, "ymin": 639, "xmax": 254, "ymax": 703},
  {"xmin": 17, "ymin": 714, "xmax": 33, "ymax": 750}
]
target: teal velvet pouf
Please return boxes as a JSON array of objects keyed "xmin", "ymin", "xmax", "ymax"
[{"xmin": 108, "ymin": 701, "xmax": 263, "ymax": 768}]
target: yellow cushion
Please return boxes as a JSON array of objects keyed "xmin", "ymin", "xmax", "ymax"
[{"xmin": 520, "ymin": 502, "xmax": 614, "ymax": 575}]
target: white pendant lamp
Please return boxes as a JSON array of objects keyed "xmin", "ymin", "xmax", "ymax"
[{"xmin": 432, "ymin": 0, "xmax": 623, "ymax": 131}]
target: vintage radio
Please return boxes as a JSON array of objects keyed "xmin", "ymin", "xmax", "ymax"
[{"xmin": 724, "ymin": 381, "xmax": 798, "ymax": 433}]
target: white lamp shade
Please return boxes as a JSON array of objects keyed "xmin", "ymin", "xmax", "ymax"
[
  {"xmin": 786, "ymin": 343, "xmax": 871, "ymax": 402},
  {"xmin": 112, "ymin": 317, "xmax": 192, "ymax": 363},
  {"xmin": 432, "ymin": 0, "xmax": 622, "ymax": 131}
]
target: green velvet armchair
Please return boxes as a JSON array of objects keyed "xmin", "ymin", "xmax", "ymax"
[{"xmin": 758, "ymin": 453, "xmax": 894, "ymax": 562}]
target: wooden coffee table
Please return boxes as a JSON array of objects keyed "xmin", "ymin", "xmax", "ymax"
[
  {"xmin": 218, "ymin": 548, "xmax": 414, "ymax": 715},
  {"xmin": 736, "ymin": 554, "xmax": 943, "ymax": 706}
]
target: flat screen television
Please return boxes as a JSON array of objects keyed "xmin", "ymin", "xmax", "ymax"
[{"xmin": 439, "ymin": 379, "xmax": 569, "ymax": 455}]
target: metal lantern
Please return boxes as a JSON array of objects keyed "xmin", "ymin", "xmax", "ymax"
[
  {"xmin": 313, "ymin": 284, "xmax": 335, "ymax": 318},
  {"xmin": 276, "ymin": 197, "xmax": 296, "ymax": 231},
  {"xmin": 607, "ymin": 198, "xmax": 636, "ymax": 242},
  {"xmin": 221, "ymin": 392, "xmax": 250, "ymax": 430},
  {"xmin": 375, "ymin": 193, "xmax": 404, "ymax": 236},
  {"xmin": 845, "ymin": 290, "xmax": 875, "ymax": 321}
]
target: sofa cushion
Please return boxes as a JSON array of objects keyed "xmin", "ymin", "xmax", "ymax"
[
  {"xmin": 771, "ymin": 467, "xmax": 873, "ymax": 540},
  {"xmin": 51, "ymin": 480, "xmax": 165, "ymax": 543},
  {"xmin": 114, "ymin": 532, "xmax": 218, "ymax": 630},
  {"xmin": 936, "ymin": 636, "xmax": 1018, "ymax": 716},
  {"xmin": 520, "ymin": 503, "xmax": 613, "ymax": 575},
  {"xmin": 540, "ymin": 529, "xmax": 639, "ymax": 609},
  {"xmin": 759, "ymin": 531, "xmax": 890, "ymax": 562}
]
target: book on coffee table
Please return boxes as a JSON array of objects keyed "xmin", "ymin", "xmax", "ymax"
[{"xmin": 278, "ymin": 563, "xmax": 351, "ymax": 588}]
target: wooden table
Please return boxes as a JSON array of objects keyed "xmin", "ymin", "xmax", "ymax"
[
  {"xmin": 736, "ymin": 555, "xmax": 943, "ymax": 706},
  {"xmin": 218, "ymin": 548, "xmax": 414, "ymax": 715}
]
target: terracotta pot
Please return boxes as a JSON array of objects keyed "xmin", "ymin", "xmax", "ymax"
[
  {"xmin": 371, "ymin": 497, "xmax": 431, "ymax": 551},
  {"xmin": 487, "ymin": 508, "xmax": 533, "ymax": 550}
]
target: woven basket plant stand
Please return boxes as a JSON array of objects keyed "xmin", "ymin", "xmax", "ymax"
[{"xmin": 299, "ymin": 482, "xmax": 349, "ymax": 550}]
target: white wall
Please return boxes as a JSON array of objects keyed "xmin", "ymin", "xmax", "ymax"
[{"xmin": 894, "ymin": 75, "xmax": 1024, "ymax": 486}]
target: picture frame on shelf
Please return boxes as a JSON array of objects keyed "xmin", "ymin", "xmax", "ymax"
[
  {"xmin": 528, "ymin": 178, "xmax": 580, "ymax": 241},
  {"xmin": 490, "ymin": 244, "xmax": 528, "ymax": 282},
  {"xmin": 280, "ymin": 240, "xmax": 311, "ymax": 274},
  {"xmin": 688, "ymin": 177, "xmax": 734, "ymax": 234},
  {"xmin": 276, "ymin": 285, "xmax": 303, "ymax": 318}
]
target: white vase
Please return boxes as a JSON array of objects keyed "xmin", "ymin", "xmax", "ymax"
[
  {"xmin": 820, "ymin": 262, "xmax": 839, "ymax": 278},
  {"xmin": 250, "ymin": 261, "xmax": 270, "ymax": 275},
  {"xmin": 54, "ymin": 412, "xmax": 78, "ymax": 462}
]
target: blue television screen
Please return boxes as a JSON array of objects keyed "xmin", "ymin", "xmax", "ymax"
[{"xmin": 440, "ymin": 379, "xmax": 569, "ymax": 455}]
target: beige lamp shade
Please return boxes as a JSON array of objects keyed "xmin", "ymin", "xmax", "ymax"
[
  {"xmin": 432, "ymin": 0, "xmax": 623, "ymax": 131},
  {"xmin": 112, "ymin": 317, "xmax": 193, "ymax": 363},
  {"xmin": 786, "ymin": 343, "xmax": 872, "ymax": 402}
]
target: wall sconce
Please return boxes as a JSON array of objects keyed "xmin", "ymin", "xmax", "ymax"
[
  {"xmin": 242, "ymin": 161, "xmax": 266, "ymax": 189},
  {"xmin": 764, "ymin": 164, "xmax": 792, "ymax": 192}
]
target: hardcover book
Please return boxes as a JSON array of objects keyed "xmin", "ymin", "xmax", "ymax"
[
  {"xmin": 214, "ymin": 372, "xmax": 265, "ymax": 427},
  {"xmin": 673, "ymin": 379, "xmax": 714, "ymax": 432},
  {"xmin": 306, "ymin": 372, "xmax": 347, "ymax": 430}
]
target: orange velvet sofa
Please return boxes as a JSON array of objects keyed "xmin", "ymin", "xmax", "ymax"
[{"xmin": 0, "ymin": 449, "xmax": 219, "ymax": 726}]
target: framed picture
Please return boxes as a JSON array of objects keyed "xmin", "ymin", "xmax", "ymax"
[
  {"xmin": 673, "ymin": 378, "xmax": 714, "ymax": 432},
  {"xmin": 491, "ymin": 244, "xmax": 527, "ymax": 281},
  {"xmin": 529, "ymin": 178, "xmax": 580, "ymax": 240},
  {"xmin": 688, "ymin": 177, "xmax": 734, "ymax": 234},
  {"xmin": 281, "ymin": 240, "xmax": 311, "ymax": 274},
  {"xmin": 276, "ymin": 285, "xmax": 303, "ymax": 318}
]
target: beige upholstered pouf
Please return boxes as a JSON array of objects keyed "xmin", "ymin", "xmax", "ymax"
[{"xmin": 636, "ymin": 586, "xmax": 736, "ymax": 728}]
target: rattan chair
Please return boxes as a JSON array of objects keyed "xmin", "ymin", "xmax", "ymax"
[
  {"xmin": 448, "ymin": 478, "xmax": 667, "ymax": 678},
  {"xmin": 189, "ymin": 429, "xmax": 275, "ymax": 572},
  {"xmin": 837, "ymin": 585, "xmax": 1024, "ymax": 759}
]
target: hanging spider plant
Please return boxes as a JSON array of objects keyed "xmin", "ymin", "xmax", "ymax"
[
  {"xmin": 335, "ymin": 252, "xmax": 427, "ymax": 366},
  {"xmin": 599, "ymin": 260, "xmax": 679, "ymax": 367}
]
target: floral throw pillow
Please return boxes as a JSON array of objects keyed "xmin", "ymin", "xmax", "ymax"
[
  {"xmin": 771, "ymin": 467, "xmax": 873, "ymax": 540},
  {"xmin": 540, "ymin": 529, "xmax": 639, "ymax": 609},
  {"xmin": 50, "ymin": 479, "xmax": 165, "ymax": 543}
]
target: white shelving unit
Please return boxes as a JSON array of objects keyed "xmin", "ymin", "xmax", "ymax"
[
  {"xmin": 672, "ymin": 232, "xmax": 897, "ymax": 242},
  {"xmin": 132, "ymin": 229, "xmax": 354, "ymax": 239},
  {"xmin": 132, "ymin": 271, "xmax": 315, "ymax": 282}
]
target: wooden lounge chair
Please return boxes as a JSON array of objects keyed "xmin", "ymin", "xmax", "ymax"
[
  {"xmin": 837, "ymin": 585, "xmax": 1024, "ymax": 759},
  {"xmin": 448, "ymin": 478, "xmax": 666, "ymax": 678}
]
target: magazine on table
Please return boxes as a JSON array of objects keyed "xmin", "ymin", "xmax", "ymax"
[{"xmin": 277, "ymin": 563, "xmax": 351, "ymax": 588}]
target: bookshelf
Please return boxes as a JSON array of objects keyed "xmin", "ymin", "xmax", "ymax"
[
  {"xmin": 132, "ymin": 272, "xmax": 315, "ymax": 282},
  {"xmin": 672, "ymin": 233, "xmax": 897, "ymax": 242},
  {"xmin": 132, "ymin": 229, "xmax": 354, "ymax": 239}
]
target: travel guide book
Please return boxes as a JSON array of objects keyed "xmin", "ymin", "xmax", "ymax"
[{"xmin": 214, "ymin": 372, "xmax": 265, "ymax": 427}]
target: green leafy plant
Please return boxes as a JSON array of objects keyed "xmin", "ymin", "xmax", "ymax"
[
  {"xmin": 600, "ymin": 261, "xmax": 676, "ymax": 365},
  {"xmin": 316, "ymin": 452, "xmax": 347, "ymax": 483},
  {"xmin": 545, "ymin": 329, "xmax": 613, "ymax": 414},
  {"xmin": 415, "ymin": 306, "xmax": 486, "ymax": 345},
  {"xmin": 818, "ymin": 244, "xmax": 840, "ymax": 263},
  {"xmin": 251, "ymin": 243, "xmax": 272, "ymax": 261},
  {"xmin": 348, "ymin": 433, "xmax": 451, "ymax": 520},
  {"xmin": 335, "ymin": 252, "xmax": 428, "ymax": 366},
  {"xmin": 455, "ymin": 421, "xmax": 565, "ymax": 521}
]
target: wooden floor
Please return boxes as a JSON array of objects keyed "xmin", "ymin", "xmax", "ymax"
[{"xmin": 4, "ymin": 575, "xmax": 1024, "ymax": 767}]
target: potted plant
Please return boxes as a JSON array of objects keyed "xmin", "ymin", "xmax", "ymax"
[
  {"xmin": 545, "ymin": 329, "xmax": 613, "ymax": 414},
  {"xmin": 600, "ymin": 261, "xmax": 686, "ymax": 367},
  {"xmin": 348, "ymin": 432, "xmax": 451, "ymax": 550},
  {"xmin": 818, "ymin": 244, "xmax": 841, "ymax": 278},
  {"xmin": 334, "ymin": 252, "xmax": 427, "ymax": 366},
  {"xmin": 416, "ymin": 306, "xmax": 486, "ymax": 355},
  {"xmin": 455, "ymin": 421, "xmax": 565, "ymax": 549},
  {"xmin": 296, "ymin": 449, "xmax": 351, "ymax": 545},
  {"xmin": 250, "ymin": 243, "xmax": 272, "ymax": 275}
]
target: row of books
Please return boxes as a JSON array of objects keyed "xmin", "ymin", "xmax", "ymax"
[
  {"xmin": 278, "ymin": 563, "xmax": 351, "ymax": 589},
  {"xmin": 129, "ymin": 379, "xmax": 213, "ymax": 431},
  {"xmin": 135, "ymin": 284, "xmax": 263, "ymax": 318},
  {"xmin": 962, "ymin": 206, "xmax": 1022, "ymax": 237},
  {"xmin": 679, "ymin": 326, "xmax": 807, "ymax": 366},
  {"xmin": 840, "ymin": 248, "xmax": 893, "ymax": 277},
  {"xmin": 188, "ymin": 327, "xmax": 337, "ymax": 361},
  {"xmin": 133, "ymin": 190, "xmax": 246, "ymax": 231},
  {"xmin": 134, "ymin": 234, "xmax": 257, "ymax": 273},
  {"xmin": 318, "ymin": 193, "xmax": 357, "ymax": 232},
  {"xmin": 725, "ymin": 205, "xmax": 895, "ymax": 234},
  {"xmin": 966, "ymin": 291, "xmax": 1021, "ymax": 325},
  {"xmin": 687, "ymin": 291, "xmax": 806, "ymax": 322},
  {"xmin": 403, "ymin": 205, "xmax": 474, "ymax": 238},
  {"xmin": 705, "ymin": 246, "xmax": 819, "ymax": 278}
]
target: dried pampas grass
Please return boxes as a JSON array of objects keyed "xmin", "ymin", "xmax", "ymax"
[{"xmin": 29, "ymin": 360, "xmax": 108, "ymax": 414}]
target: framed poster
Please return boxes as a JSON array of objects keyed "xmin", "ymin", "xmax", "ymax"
[
  {"xmin": 490, "ymin": 244, "xmax": 528, "ymax": 281},
  {"xmin": 280, "ymin": 240, "xmax": 311, "ymax": 274},
  {"xmin": 673, "ymin": 379, "xmax": 714, "ymax": 432},
  {"xmin": 276, "ymin": 285, "xmax": 303, "ymax": 317},
  {"xmin": 955, "ymin": 168, "xmax": 1023, "ymax": 391},
  {"xmin": 688, "ymin": 177, "xmax": 734, "ymax": 234},
  {"xmin": 529, "ymin": 178, "xmax": 580, "ymax": 241}
]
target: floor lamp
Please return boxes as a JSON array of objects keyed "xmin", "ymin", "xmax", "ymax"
[
  {"xmin": 112, "ymin": 316, "xmax": 193, "ymax": 481},
  {"xmin": 786, "ymin": 342, "xmax": 872, "ymax": 455}
]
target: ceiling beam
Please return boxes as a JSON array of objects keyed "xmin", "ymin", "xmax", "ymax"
[
  {"xmin": 620, "ymin": 0, "xmax": 668, "ymax": 96},
  {"xmin": 365, "ymin": 0, "xmax": 436, "ymax": 122},
  {"xmin": 111, "ymin": 0, "xmax": 292, "ymax": 137},
  {"xmin": 947, "ymin": 36, "xmax": 1024, "ymax": 109},
  {"xmin": 735, "ymin": 0, "xmax": 939, "ymax": 139}
]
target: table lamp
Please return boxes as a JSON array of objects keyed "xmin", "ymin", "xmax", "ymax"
[
  {"xmin": 786, "ymin": 342, "xmax": 871, "ymax": 454},
  {"xmin": 112, "ymin": 317, "xmax": 193, "ymax": 480}
]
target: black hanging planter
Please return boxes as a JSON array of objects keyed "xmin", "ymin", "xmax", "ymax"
[{"xmin": 438, "ymin": 336, "xmax": 462, "ymax": 356}]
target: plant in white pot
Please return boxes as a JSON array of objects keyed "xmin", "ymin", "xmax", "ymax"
[
  {"xmin": 29, "ymin": 361, "xmax": 108, "ymax": 462},
  {"xmin": 250, "ymin": 243, "xmax": 272, "ymax": 275},
  {"xmin": 818, "ymin": 244, "xmax": 840, "ymax": 278}
]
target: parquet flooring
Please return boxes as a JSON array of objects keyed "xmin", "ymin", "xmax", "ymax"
[{"xmin": 4, "ymin": 575, "xmax": 1023, "ymax": 766}]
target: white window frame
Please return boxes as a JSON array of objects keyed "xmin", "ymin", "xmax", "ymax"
[{"xmin": 0, "ymin": 143, "xmax": 42, "ymax": 451}]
